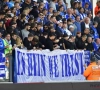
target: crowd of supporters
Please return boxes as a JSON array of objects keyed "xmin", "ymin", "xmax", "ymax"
[{"xmin": 0, "ymin": 0, "xmax": 100, "ymax": 60}]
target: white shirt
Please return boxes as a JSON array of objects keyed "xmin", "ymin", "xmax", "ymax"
[{"xmin": 85, "ymin": 23, "xmax": 90, "ymax": 28}]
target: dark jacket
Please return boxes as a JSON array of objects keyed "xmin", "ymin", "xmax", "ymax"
[
  {"xmin": 64, "ymin": 39, "xmax": 76, "ymax": 50},
  {"xmin": 45, "ymin": 38, "xmax": 54, "ymax": 51},
  {"xmin": 86, "ymin": 42, "xmax": 94, "ymax": 51},
  {"xmin": 23, "ymin": 37, "xmax": 33, "ymax": 50},
  {"xmin": 76, "ymin": 39, "xmax": 86, "ymax": 49}
]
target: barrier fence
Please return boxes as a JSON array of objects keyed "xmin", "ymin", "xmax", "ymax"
[{"xmin": 14, "ymin": 48, "xmax": 91, "ymax": 83}]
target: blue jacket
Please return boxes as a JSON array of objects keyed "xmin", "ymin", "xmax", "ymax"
[
  {"xmin": 74, "ymin": 21, "xmax": 81, "ymax": 32},
  {"xmin": 65, "ymin": 14, "xmax": 75, "ymax": 20},
  {"xmin": 82, "ymin": 0, "xmax": 92, "ymax": 10},
  {"xmin": 91, "ymin": 26, "xmax": 99, "ymax": 39},
  {"xmin": 0, "ymin": 38, "xmax": 5, "ymax": 53},
  {"xmin": 93, "ymin": 42, "xmax": 100, "ymax": 51}
]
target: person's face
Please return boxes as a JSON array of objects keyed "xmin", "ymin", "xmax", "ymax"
[
  {"xmin": 88, "ymin": 37, "xmax": 92, "ymax": 43},
  {"xmin": 58, "ymin": 22, "xmax": 63, "ymax": 27},
  {"xmin": 85, "ymin": 4, "xmax": 89, "ymax": 8},
  {"xmin": 27, "ymin": 26, "xmax": 30, "ymax": 30},
  {"xmin": 76, "ymin": 16, "xmax": 80, "ymax": 22},
  {"xmin": 63, "ymin": 22, "xmax": 67, "ymax": 28},
  {"xmin": 60, "ymin": 7, "xmax": 64, "ymax": 12},
  {"xmin": 85, "ymin": 18, "xmax": 90, "ymax": 24},
  {"xmin": 6, "ymin": 34, "xmax": 11, "ymax": 40},
  {"xmin": 96, "ymin": 39, "xmax": 100, "ymax": 44},
  {"xmin": 50, "ymin": 28, "xmax": 55, "ymax": 32},
  {"xmin": 4, "ymin": 6, "xmax": 8, "ymax": 10},
  {"xmin": 49, "ymin": 8, "xmax": 53, "ymax": 13},
  {"xmin": 37, "ymin": 25, "xmax": 42, "ymax": 30},
  {"xmin": 58, "ymin": 0, "xmax": 63, "ymax": 5},
  {"xmin": 69, "ymin": 27, "xmax": 74, "ymax": 32},
  {"xmin": 77, "ymin": 33, "xmax": 81, "ymax": 37},
  {"xmin": 67, "ymin": 9, "xmax": 72, "ymax": 14},
  {"xmin": 82, "ymin": 37, "xmax": 87, "ymax": 41},
  {"xmin": 28, "ymin": 37, "xmax": 33, "ymax": 41},
  {"xmin": 43, "ymin": 10, "xmax": 48, "ymax": 15},
  {"xmin": 52, "ymin": 17, "xmax": 56, "ymax": 23},
  {"xmin": 84, "ymin": 29, "xmax": 90, "ymax": 34},
  {"xmin": 12, "ymin": 24, "xmax": 17, "ymax": 29},
  {"xmin": 39, "ymin": 6, "xmax": 43, "ymax": 12},
  {"xmin": 15, "ymin": 3, "xmax": 20, "ymax": 9},
  {"xmin": 7, "ymin": 10, "xmax": 11, "ymax": 14},
  {"xmin": 39, "ymin": 13, "xmax": 44, "ymax": 19},
  {"xmin": 44, "ymin": 26, "xmax": 48, "ymax": 30},
  {"xmin": 12, "ymin": 35, "xmax": 17, "ymax": 40},
  {"xmin": 12, "ymin": 8, "xmax": 16, "ymax": 13},
  {"xmin": 75, "ymin": 3, "xmax": 79, "ymax": 8},
  {"xmin": 80, "ymin": 8, "xmax": 84, "ymax": 13},
  {"xmin": 95, "ymin": 23, "xmax": 98, "ymax": 27},
  {"xmin": 51, "ymin": 36, "xmax": 55, "ymax": 40},
  {"xmin": 53, "ymin": 12, "xmax": 57, "ymax": 16}
]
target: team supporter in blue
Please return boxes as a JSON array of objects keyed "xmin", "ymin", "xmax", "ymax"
[
  {"xmin": 82, "ymin": 0, "xmax": 92, "ymax": 10},
  {"xmin": 14, "ymin": 2, "xmax": 21, "ymax": 16},
  {"xmin": 74, "ymin": 15, "xmax": 81, "ymax": 32},
  {"xmin": 93, "ymin": 38, "xmax": 100, "ymax": 51},
  {"xmin": 58, "ymin": 5, "xmax": 65, "ymax": 17},
  {"xmin": 79, "ymin": 7, "xmax": 87, "ymax": 20},
  {"xmin": 65, "ymin": 8, "xmax": 75, "ymax": 21},
  {"xmin": 90, "ymin": 21, "xmax": 99, "ymax": 39},
  {"xmin": 0, "ymin": 32, "xmax": 5, "ymax": 53}
]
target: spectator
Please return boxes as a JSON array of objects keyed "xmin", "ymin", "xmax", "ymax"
[
  {"xmin": 65, "ymin": 8, "xmax": 75, "ymax": 21},
  {"xmin": 86, "ymin": 36, "xmax": 94, "ymax": 51},
  {"xmin": 76, "ymin": 34, "xmax": 87, "ymax": 50},
  {"xmin": 45, "ymin": 33, "xmax": 56, "ymax": 51},
  {"xmin": 21, "ymin": 23, "xmax": 30, "ymax": 40},
  {"xmin": 16, "ymin": 36, "xmax": 24, "ymax": 49},
  {"xmin": 32, "ymin": 35, "xmax": 43, "ymax": 50},
  {"xmin": 49, "ymin": 0, "xmax": 57, "ymax": 11},
  {"xmin": 17, "ymin": 14, "xmax": 26, "ymax": 29},
  {"xmin": 90, "ymin": 21, "xmax": 99, "ymax": 39},
  {"xmin": 23, "ymin": 33, "xmax": 33, "ymax": 50},
  {"xmin": 93, "ymin": 38, "xmax": 100, "ymax": 51},
  {"xmin": 39, "ymin": 32, "xmax": 48, "ymax": 49},
  {"xmin": 74, "ymin": 15, "xmax": 81, "ymax": 32},
  {"xmin": 3, "ymin": 33, "xmax": 12, "ymax": 55},
  {"xmin": 62, "ymin": 19, "xmax": 72, "ymax": 36},
  {"xmin": 94, "ymin": 11, "xmax": 100, "ymax": 37},
  {"xmin": 94, "ymin": 0, "xmax": 100, "ymax": 16},
  {"xmin": 0, "ymin": 32, "xmax": 5, "ymax": 53},
  {"xmin": 81, "ymin": 17, "xmax": 90, "ymax": 33}
]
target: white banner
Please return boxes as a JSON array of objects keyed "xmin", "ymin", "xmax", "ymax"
[{"xmin": 15, "ymin": 48, "xmax": 88, "ymax": 83}]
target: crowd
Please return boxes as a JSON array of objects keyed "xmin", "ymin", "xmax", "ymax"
[{"xmin": 0, "ymin": 0, "xmax": 100, "ymax": 59}]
